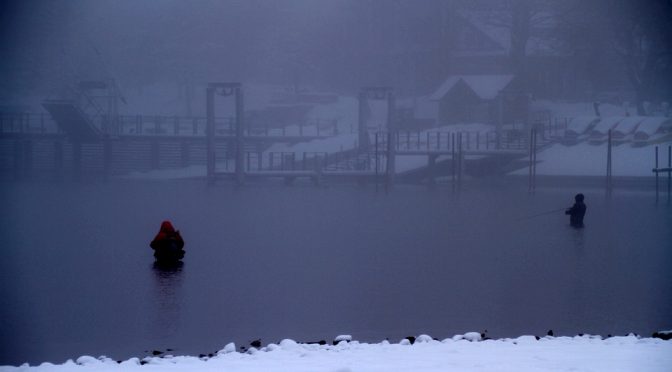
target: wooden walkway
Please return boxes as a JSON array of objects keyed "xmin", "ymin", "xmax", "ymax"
[{"xmin": 1, "ymin": 111, "xmax": 546, "ymax": 184}]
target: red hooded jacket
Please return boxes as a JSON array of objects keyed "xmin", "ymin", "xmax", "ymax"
[{"xmin": 150, "ymin": 220, "xmax": 184, "ymax": 250}]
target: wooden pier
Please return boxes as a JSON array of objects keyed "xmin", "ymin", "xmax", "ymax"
[{"xmin": 1, "ymin": 84, "xmax": 544, "ymax": 185}]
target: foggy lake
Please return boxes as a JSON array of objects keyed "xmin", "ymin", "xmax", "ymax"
[{"xmin": 1, "ymin": 179, "xmax": 670, "ymax": 365}]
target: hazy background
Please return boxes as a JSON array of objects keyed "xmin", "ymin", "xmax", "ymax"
[{"xmin": 2, "ymin": 0, "xmax": 671, "ymax": 115}]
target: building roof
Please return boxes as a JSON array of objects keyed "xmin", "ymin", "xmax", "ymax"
[{"xmin": 430, "ymin": 75, "xmax": 514, "ymax": 101}]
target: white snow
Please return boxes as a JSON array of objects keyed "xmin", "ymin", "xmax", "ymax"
[
  {"xmin": 3, "ymin": 335, "xmax": 670, "ymax": 372},
  {"xmin": 511, "ymin": 141, "xmax": 668, "ymax": 177},
  {"xmin": 566, "ymin": 116, "xmax": 599, "ymax": 135},
  {"xmin": 591, "ymin": 116, "xmax": 624, "ymax": 135},
  {"xmin": 334, "ymin": 335, "xmax": 353, "ymax": 343}
]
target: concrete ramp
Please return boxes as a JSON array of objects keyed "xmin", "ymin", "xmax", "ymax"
[{"xmin": 42, "ymin": 100, "xmax": 101, "ymax": 142}]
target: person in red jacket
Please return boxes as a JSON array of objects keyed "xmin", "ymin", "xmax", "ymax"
[{"xmin": 150, "ymin": 220, "xmax": 185, "ymax": 261}]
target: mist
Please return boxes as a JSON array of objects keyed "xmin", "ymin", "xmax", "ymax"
[{"xmin": 1, "ymin": 0, "xmax": 671, "ymax": 368}]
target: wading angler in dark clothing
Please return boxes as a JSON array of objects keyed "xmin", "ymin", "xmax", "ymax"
[
  {"xmin": 150, "ymin": 220, "xmax": 185, "ymax": 262},
  {"xmin": 565, "ymin": 194, "xmax": 586, "ymax": 228}
]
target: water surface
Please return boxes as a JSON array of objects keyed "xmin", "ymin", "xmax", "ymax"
[{"xmin": 1, "ymin": 179, "xmax": 670, "ymax": 365}]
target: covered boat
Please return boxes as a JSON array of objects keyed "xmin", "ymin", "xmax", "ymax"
[
  {"xmin": 633, "ymin": 117, "xmax": 672, "ymax": 146},
  {"xmin": 611, "ymin": 116, "xmax": 646, "ymax": 143},
  {"xmin": 563, "ymin": 116, "xmax": 599, "ymax": 144},
  {"xmin": 588, "ymin": 116, "xmax": 624, "ymax": 144}
]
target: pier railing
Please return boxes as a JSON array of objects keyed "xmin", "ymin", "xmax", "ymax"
[{"xmin": 0, "ymin": 112, "xmax": 340, "ymax": 138}]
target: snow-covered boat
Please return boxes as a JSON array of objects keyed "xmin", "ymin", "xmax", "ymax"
[
  {"xmin": 563, "ymin": 116, "xmax": 599, "ymax": 144},
  {"xmin": 611, "ymin": 116, "xmax": 646, "ymax": 144},
  {"xmin": 632, "ymin": 117, "xmax": 672, "ymax": 146},
  {"xmin": 587, "ymin": 116, "xmax": 624, "ymax": 144}
]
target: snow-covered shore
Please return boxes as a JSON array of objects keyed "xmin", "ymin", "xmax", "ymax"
[{"xmin": 3, "ymin": 334, "xmax": 670, "ymax": 372}]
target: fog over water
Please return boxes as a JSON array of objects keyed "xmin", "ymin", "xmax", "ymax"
[{"xmin": 1, "ymin": 0, "xmax": 672, "ymax": 367}]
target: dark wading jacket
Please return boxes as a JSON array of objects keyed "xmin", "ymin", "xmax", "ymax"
[{"xmin": 565, "ymin": 202, "xmax": 586, "ymax": 228}]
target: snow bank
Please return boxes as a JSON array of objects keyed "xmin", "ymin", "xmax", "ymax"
[
  {"xmin": 2, "ymin": 334, "xmax": 670, "ymax": 372},
  {"xmin": 511, "ymin": 142, "xmax": 668, "ymax": 177}
]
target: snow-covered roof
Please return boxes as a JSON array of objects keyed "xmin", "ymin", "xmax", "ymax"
[{"xmin": 430, "ymin": 75, "xmax": 514, "ymax": 101}]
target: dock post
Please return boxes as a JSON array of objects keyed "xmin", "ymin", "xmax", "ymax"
[
  {"xmin": 313, "ymin": 156, "xmax": 323, "ymax": 186},
  {"xmin": 667, "ymin": 146, "xmax": 672, "ymax": 203},
  {"xmin": 22, "ymin": 139, "xmax": 33, "ymax": 180},
  {"xmin": 451, "ymin": 133, "xmax": 456, "ymax": 186},
  {"xmin": 180, "ymin": 140, "xmax": 190, "ymax": 167},
  {"xmin": 428, "ymin": 154, "xmax": 437, "ymax": 186},
  {"xmin": 528, "ymin": 128, "xmax": 537, "ymax": 193},
  {"xmin": 458, "ymin": 132, "xmax": 463, "ymax": 187},
  {"xmin": 103, "ymin": 135, "xmax": 112, "ymax": 181},
  {"xmin": 13, "ymin": 140, "xmax": 22, "ymax": 180},
  {"xmin": 655, "ymin": 146, "xmax": 659, "ymax": 202},
  {"xmin": 358, "ymin": 90, "xmax": 368, "ymax": 153},
  {"xmin": 206, "ymin": 86, "xmax": 215, "ymax": 184},
  {"xmin": 72, "ymin": 140, "xmax": 82, "ymax": 182},
  {"xmin": 533, "ymin": 129, "xmax": 537, "ymax": 190},
  {"xmin": 606, "ymin": 129, "xmax": 613, "ymax": 196},
  {"xmin": 234, "ymin": 85, "xmax": 245, "ymax": 185},
  {"xmin": 385, "ymin": 91, "xmax": 396, "ymax": 190},
  {"xmin": 54, "ymin": 140, "xmax": 64, "ymax": 181}
]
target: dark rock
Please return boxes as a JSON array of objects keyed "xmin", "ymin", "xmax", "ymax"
[
  {"xmin": 578, "ymin": 333, "xmax": 584, "ymax": 337},
  {"xmin": 152, "ymin": 350, "xmax": 163, "ymax": 356},
  {"xmin": 140, "ymin": 361, "xmax": 148, "ymax": 365},
  {"xmin": 534, "ymin": 336, "xmax": 540, "ymax": 340},
  {"xmin": 250, "ymin": 339, "xmax": 262, "ymax": 348},
  {"xmin": 547, "ymin": 330, "xmax": 554, "ymax": 337},
  {"xmin": 208, "ymin": 353, "xmax": 214, "ymax": 358},
  {"xmin": 117, "ymin": 361, "xmax": 121, "ymax": 364},
  {"xmin": 405, "ymin": 336, "xmax": 416, "ymax": 345},
  {"xmin": 198, "ymin": 354, "xmax": 206, "ymax": 358},
  {"xmin": 304, "ymin": 340, "xmax": 327, "ymax": 345},
  {"xmin": 652, "ymin": 331, "xmax": 672, "ymax": 340}
]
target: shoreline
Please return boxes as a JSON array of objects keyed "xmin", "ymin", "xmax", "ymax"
[{"xmin": 2, "ymin": 332, "xmax": 671, "ymax": 371}]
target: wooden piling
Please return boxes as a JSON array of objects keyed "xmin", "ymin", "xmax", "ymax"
[
  {"xmin": 206, "ymin": 86, "xmax": 215, "ymax": 184},
  {"xmin": 667, "ymin": 146, "xmax": 672, "ymax": 203},
  {"xmin": 54, "ymin": 140, "xmax": 64, "ymax": 181},
  {"xmin": 103, "ymin": 136, "xmax": 112, "ymax": 180},
  {"xmin": 72, "ymin": 141, "xmax": 82, "ymax": 182},
  {"xmin": 235, "ymin": 86, "xmax": 245, "ymax": 185},
  {"xmin": 606, "ymin": 129, "xmax": 613, "ymax": 195}
]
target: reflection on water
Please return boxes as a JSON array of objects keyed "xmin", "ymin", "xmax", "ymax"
[
  {"xmin": 570, "ymin": 227, "xmax": 585, "ymax": 251},
  {"xmin": 150, "ymin": 261, "xmax": 185, "ymax": 338}
]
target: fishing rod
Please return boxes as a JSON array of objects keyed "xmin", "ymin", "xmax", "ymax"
[{"xmin": 517, "ymin": 207, "xmax": 566, "ymax": 221}]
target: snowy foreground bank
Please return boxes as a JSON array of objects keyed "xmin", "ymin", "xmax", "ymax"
[{"xmin": 3, "ymin": 334, "xmax": 671, "ymax": 372}]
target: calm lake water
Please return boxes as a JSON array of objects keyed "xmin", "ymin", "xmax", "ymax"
[{"xmin": 1, "ymin": 178, "xmax": 671, "ymax": 365}]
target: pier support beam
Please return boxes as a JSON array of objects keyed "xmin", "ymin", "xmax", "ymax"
[
  {"xmin": 72, "ymin": 141, "xmax": 82, "ymax": 182},
  {"xmin": 103, "ymin": 135, "xmax": 112, "ymax": 181},
  {"xmin": 360, "ymin": 87, "xmax": 396, "ymax": 189},
  {"xmin": 428, "ymin": 154, "xmax": 438, "ymax": 186},
  {"xmin": 206, "ymin": 82, "xmax": 244, "ymax": 185}
]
